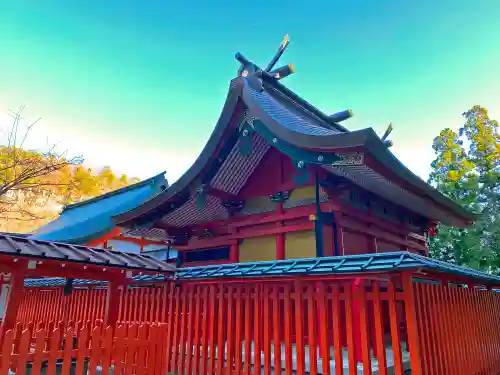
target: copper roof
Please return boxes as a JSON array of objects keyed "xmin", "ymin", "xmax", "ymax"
[{"xmin": 0, "ymin": 234, "xmax": 175, "ymax": 273}]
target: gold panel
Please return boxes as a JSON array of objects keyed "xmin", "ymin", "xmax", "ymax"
[
  {"xmin": 285, "ymin": 230, "xmax": 316, "ymax": 259},
  {"xmin": 239, "ymin": 235, "xmax": 276, "ymax": 263},
  {"xmin": 289, "ymin": 186, "xmax": 326, "ymax": 201},
  {"xmin": 237, "ymin": 196, "xmax": 275, "ymax": 216}
]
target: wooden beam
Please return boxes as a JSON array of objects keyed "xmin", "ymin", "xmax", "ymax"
[
  {"xmin": 87, "ymin": 227, "xmax": 122, "ymax": 247},
  {"xmin": 113, "ymin": 235, "xmax": 169, "ymax": 247}
]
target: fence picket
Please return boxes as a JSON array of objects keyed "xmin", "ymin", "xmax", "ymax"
[
  {"xmin": 0, "ymin": 330, "xmax": 14, "ymax": 375},
  {"xmin": 31, "ymin": 328, "xmax": 46, "ymax": 375}
]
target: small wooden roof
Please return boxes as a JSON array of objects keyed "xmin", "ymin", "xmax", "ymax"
[{"xmin": 0, "ymin": 234, "xmax": 175, "ymax": 279}]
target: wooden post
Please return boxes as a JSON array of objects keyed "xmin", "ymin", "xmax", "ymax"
[
  {"xmin": 105, "ymin": 280, "xmax": 122, "ymax": 327},
  {"xmin": 402, "ymin": 272, "xmax": 423, "ymax": 375},
  {"xmin": 352, "ymin": 279, "xmax": 363, "ymax": 363},
  {"xmin": 0, "ymin": 271, "xmax": 24, "ymax": 339},
  {"xmin": 276, "ymin": 234, "xmax": 285, "ymax": 260},
  {"xmin": 230, "ymin": 243, "xmax": 239, "ymax": 262}
]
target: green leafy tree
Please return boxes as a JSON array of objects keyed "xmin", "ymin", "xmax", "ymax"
[{"xmin": 428, "ymin": 105, "xmax": 500, "ymax": 272}]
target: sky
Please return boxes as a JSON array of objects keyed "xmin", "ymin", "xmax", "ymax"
[{"xmin": 0, "ymin": 0, "xmax": 499, "ymax": 183}]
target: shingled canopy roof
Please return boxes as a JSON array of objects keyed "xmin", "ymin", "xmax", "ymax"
[
  {"xmin": 23, "ymin": 252, "xmax": 500, "ymax": 287},
  {"xmin": 0, "ymin": 234, "xmax": 175, "ymax": 279},
  {"xmin": 112, "ymin": 36, "xmax": 475, "ymax": 236}
]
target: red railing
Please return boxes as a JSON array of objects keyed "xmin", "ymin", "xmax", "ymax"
[
  {"xmin": 0, "ymin": 322, "xmax": 166, "ymax": 375},
  {"xmin": 13, "ymin": 275, "xmax": 500, "ymax": 374},
  {"xmin": 414, "ymin": 282, "xmax": 500, "ymax": 375}
]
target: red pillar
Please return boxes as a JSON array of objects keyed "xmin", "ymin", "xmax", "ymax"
[
  {"xmin": 104, "ymin": 281, "xmax": 122, "ymax": 327},
  {"xmin": 230, "ymin": 243, "xmax": 239, "ymax": 262},
  {"xmin": 1, "ymin": 271, "xmax": 25, "ymax": 339},
  {"xmin": 276, "ymin": 234, "xmax": 285, "ymax": 260}
]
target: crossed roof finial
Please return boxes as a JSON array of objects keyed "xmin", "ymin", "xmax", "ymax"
[{"xmin": 235, "ymin": 35, "xmax": 296, "ymax": 90}]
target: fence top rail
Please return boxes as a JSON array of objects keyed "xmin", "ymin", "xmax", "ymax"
[{"xmin": 23, "ymin": 251, "xmax": 500, "ymax": 287}]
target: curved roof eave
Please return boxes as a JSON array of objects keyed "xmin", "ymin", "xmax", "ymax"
[
  {"xmin": 114, "ymin": 77, "xmax": 476, "ymax": 229},
  {"xmin": 113, "ymin": 80, "xmax": 245, "ymax": 227},
  {"xmin": 242, "ymin": 84, "xmax": 476, "ymax": 225}
]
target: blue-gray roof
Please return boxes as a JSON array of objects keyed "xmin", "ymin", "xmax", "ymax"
[
  {"xmin": 23, "ymin": 251, "xmax": 500, "ymax": 287},
  {"xmin": 30, "ymin": 173, "xmax": 167, "ymax": 244}
]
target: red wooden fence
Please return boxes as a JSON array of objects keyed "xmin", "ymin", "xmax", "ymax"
[
  {"xmin": 0, "ymin": 322, "xmax": 166, "ymax": 375},
  {"xmin": 414, "ymin": 283, "xmax": 500, "ymax": 375},
  {"xmin": 12, "ymin": 276, "xmax": 500, "ymax": 374}
]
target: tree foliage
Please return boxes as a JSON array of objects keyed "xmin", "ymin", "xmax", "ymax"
[
  {"xmin": 0, "ymin": 107, "xmax": 139, "ymax": 233},
  {"xmin": 428, "ymin": 105, "xmax": 500, "ymax": 272}
]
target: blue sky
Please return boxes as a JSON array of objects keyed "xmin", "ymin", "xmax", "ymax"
[{"xmin": 0, "ymin": 0, "xmax": 499, "ymax": 183}]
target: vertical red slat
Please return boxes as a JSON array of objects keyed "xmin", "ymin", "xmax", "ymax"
[
  {"xmin": 178, "ymin": 285, "xmax": 188, "ymax": 374},
  {"xmin": 468, "ymin": 287, "xmax": 480, "ymax": 371},
  {"xmin": 317, "ymin": 282, "xmax": 330, "ymax": 375},
  {"xmin": 283, "ymin": 284, "xmax": 293, "ymax": 375},
  {"xmin": 155, "ymin": 286, "xmax": 161, "ymax": 323},
  {"xmin": 294, "ymin": 281, "xmax": 305, "ymax": 375},
  {"xmin": 425, "ymin": 284, "xmax": 439, "ymax": 374},
  {"xmin": 127, "ymin": 288, "xmax": 134, "ymax": 323},
  {"xmin": 357, "ymin": 283, "xmax": 372, "ymax": 375},
  {"xmin": 161, "ymin": 284, "xmax": 168, "ymax": 323},
  {"xmin": 244, "ymin": 285, "xmax": 252, "ymax": 375},
  {"xmin": 331, "ymin": 284, "xmax": 343, "ymax": 375},
  {"xmin": 401, "ymin": 274, "xmax": 422, "ymax": 375},
  {"xmin": 235, "ymin": 286, "xmax": 243, "ymax": 375},
  {"xmin": 185, "ymin": 285, "xmax": 195, "ymax": 375},
  {"xmin": 164, "ymin": 283, "xmax": 175, "ymax": 372},
  {"xmin": 428, "ymin": 284, "xmax": 445, "ymax": 375},
  {"xmin": 208, "ymin": 284, "xmax": 217, "ymax": 374},
  {"xmin": 216, "ymin": 284, "xmax": 225, "ymax": 375},
  {"xmin": 200, "ymin": 286, "xmax": 210, "ymax": 375},
  {"xmin": 263, "ymin": 284, "xmax": 271, "ymax": 375},
  {"xmin": 457, "ymin": 287, "xmax": 471, "ymax": 375},
  {"xmin": 434, "ymin": 284, "xmax": 450, "ymax": 373},
  {"xmin": 387, "ymin": 280, "xmax": 403, "ymax": 375},
  {"xmin": 226, "ymin": 285, "xmax": 235, "ymax": 374},
  {"xmin": 139, "ymin": 288, "xmax": 146, "ymax": 323},
  {"xmin": 307, "ymin": 284, "xmax": 318, "ymax": 375},
  {"xmin": 170, "ymin": 286, "xmax": 181, "ymax": 374},
  {"xmin": 254, "ymin": 285, "xmax": 262, "ymax": 375},
  {"xmin": 372, "ymin": 281, "xmax": 387, "ymax": 375},
  {"xmin": 272, "ymin": 284, "xmax": 282, "ymax": 375},
  {"xmin": 133, "ymin": 288, "xmax": 140, "ymax": 322},
  {"xmin": 415, "ymin": 284, "xmax": 432, "ymax": 374},
  {"xmin": 344, "ymin": 285, "xmax": 357, "ymax": 375},
  {"xmin": 445, "ymin": 284, "xmax": 460, "ymax": 375},
  {"xmin": 193, "ymin": 285, "xmax": 202, "ymax": 375}
]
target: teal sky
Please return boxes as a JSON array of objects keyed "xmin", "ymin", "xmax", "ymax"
[{"xmin": 1, "ymin": 1, "xmax": 499, "ymax": 182}]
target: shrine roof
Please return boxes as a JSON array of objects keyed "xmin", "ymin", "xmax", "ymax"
[
  {"xmin": 0, "ymin": 234, "xmax": 175, "ymax": 274},
  {"xmin": 23, "ymin": 252, "xmax": 500, "ymax": 287},
  {"xmin": 30, "ymin": 172, "xmax": 167, "ymax": 244},
  {"xmin": 112, "ymin": 38, "xmax": 475, "ymax": 230}
]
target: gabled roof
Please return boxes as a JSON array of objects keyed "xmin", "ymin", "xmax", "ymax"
[
  {"xmin": 112, "ymin": 41, "xmax": 475, "ymax": 230},
  {"xmin": 30, "ymin": 173, "xmax": 167, "ymax": 244},
  {"xmin": 23, "ymin": 251, "xmax": 500, "ymax": 287}
]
